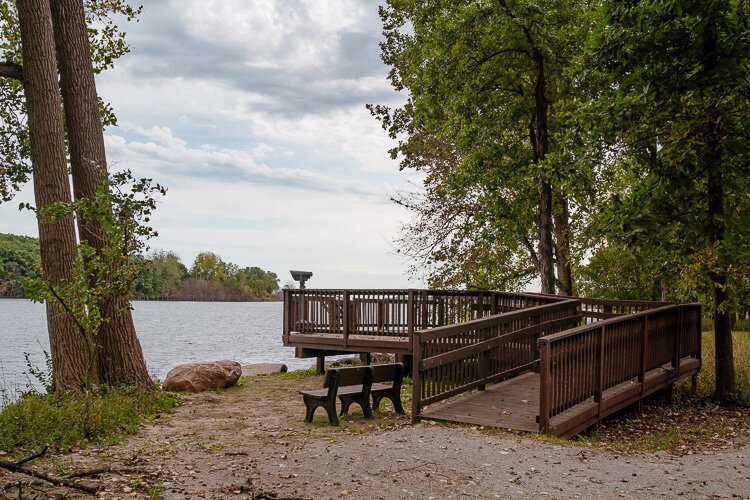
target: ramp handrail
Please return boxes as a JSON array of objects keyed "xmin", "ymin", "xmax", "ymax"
[
  {"xmin": 537, "ymin": 303, "xmax": 702, "ymax": 432},
  {"xmin": 411, "ymin": 299, "xmax": 582, "ymax": 419}
]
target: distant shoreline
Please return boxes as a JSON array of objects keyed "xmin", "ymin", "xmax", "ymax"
[{"xmin": 0, "ymin": 295, "xmax": 281, "ymax": 303}]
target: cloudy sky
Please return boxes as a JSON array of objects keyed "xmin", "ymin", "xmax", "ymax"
[{"xmin": 2, "ymin": 0, "xmax": 424, "ymax": 289}]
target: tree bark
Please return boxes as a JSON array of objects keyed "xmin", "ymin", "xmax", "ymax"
[
  {"xmin": 17, "ymin": 0, "xmax": 90, "ymax": 391},
  {"xmin": 50, "ymin": 0, "xmax": 153, "ymax": 388},
  {"xmin": 531, "ymin": 47, "xmax": 555, "ymax": 295},
  {"xmin": 553, "ymin": 192, "xmax": 573, "ymax": 296},
  {"xmin": 703, "ymin": 19, "xmax": 735, "ymax": 402}
]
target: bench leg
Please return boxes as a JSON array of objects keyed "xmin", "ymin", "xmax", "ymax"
[
  {"xmin": 391, "ymin": 395, "xmax": 405, "ymax": 415},
  {"xmin": 328, "ymin": 407, "xmax": 339, "ymax": 426},
  {"xmin": 373, "ymin": 393, "xmax": 405, "ymax": 415},
  {"xmin": 303, "ymin": 396, "xmax": 339, "ymax": 426},
  {"xmin": 303, "ymin": 396, "xmax": 316, "ymax": 423},
  {"xmin": 340, "ymin": 395, "xmax": 373, "ymax": 419}
]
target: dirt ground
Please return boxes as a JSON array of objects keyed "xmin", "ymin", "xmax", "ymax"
[{"xmin": 1, "ymin": 372, "xmax": 748, "ymax": 499}]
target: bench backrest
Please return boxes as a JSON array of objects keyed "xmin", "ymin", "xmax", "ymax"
[
  {"xmin": 324, "ymin": 366, "xmax": 373, "ymax": 388},
  {"xmin": 371, "ymin": 363, "xmax": 404, "ymax": 384}
]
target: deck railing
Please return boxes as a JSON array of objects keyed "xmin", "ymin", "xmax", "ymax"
[
  {"xmin": 283, "ymin": 289, "xmax": 564, "ymax": 348},
  {"xmin": 577, "ymin": 297, "xmax": 670, "ymax": 322},
  {"xmin": 537, "ymin": 303, "xmax": 702, "ymax": 435},
  {"xmin": 411, "ymin": 299, "xmax": 582, "ymax": 418}
]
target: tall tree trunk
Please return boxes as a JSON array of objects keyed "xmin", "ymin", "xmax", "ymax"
[
  {"xmin": 703, "ymin": 20, "xmax": 734, "ymax": 402},
  {"xmin": 553, "ymin": 192, "xmax": 573, "ymax": 296},
  {"xmin": 531, "ymin": 47, "xmax": 555, "ymax": 295},
  {"xmin": 49, "ymin": 0, "xmax": 153, "ymax": 388},
  {"xmin": 17, "ymin": 0, "xmax": 91, "ymax": 391}
]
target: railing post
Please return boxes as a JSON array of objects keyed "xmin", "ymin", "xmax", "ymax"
[
  {"xmin": 343, "ymin": 290, "xmax": 350, "ymax": 348},
  {"xmin": 595, "ymin": 325, "xmax": 605, "ymax": 422},
  {"xmin": 491, "ymin": 292, "xmax": 498, "ymax": 315},
  {"xmin": 639, "ymin": 315, "xmax": 648, "ymax": 407},
  {"xmin": 411, "ymin": 331, "xmax": 422, "ymax": 424},
  {"xmin": 538, "ymin": 340, "xmax": 551, "ymax": 434},
  {"xmin": 421, "ymin": 290, "xmax": 428, "ymax": 329},
  {"xmin": 298, "ymin": 289, "xmax": 306, "ymax": 333},
  {"xmin": 407, "ymin": 289, "xmax": 414, "ymax": 341},
  {"xmin": 673, "ymin": 306, "xmax": 683, "ymax": 377},
  {"xmin": 283, "ymin": 289, "xmax": 290, "ymax": 344}
]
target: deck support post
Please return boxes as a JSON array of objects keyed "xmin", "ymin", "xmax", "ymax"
[{"xmin": 316, "ymin": 355, "xmax": 325, "ymax": 374}]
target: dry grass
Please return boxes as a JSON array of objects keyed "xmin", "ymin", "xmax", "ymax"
[{"xmin": 681, "ymin": 330, "xmax": 750, "ymax": 405}]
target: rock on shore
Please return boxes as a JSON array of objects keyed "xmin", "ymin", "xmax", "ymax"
[
  {"xmin": 163, "ymin": 360, "xmax": 242, "ymax": 392},
  {"xmin": 241, "ymin": 363, "xmax": 287, "ymax": 377}
]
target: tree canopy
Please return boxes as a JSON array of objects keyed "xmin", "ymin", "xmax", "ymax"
[{"xmin": 374, "ymin": 0, "xmax": 750, "ymax": 400}]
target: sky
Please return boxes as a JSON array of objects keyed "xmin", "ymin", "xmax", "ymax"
[{"xmin": 1, "ymin": 0, "xmax": 425, "ymax": 289}]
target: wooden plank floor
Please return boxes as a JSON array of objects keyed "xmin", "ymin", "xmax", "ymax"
[{"xmin": 419, "ymin": 372, "xmax": 540, "ymax": 432}]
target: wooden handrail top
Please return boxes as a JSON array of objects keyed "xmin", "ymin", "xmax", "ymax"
[
  {"xmin": 289, "ymin": 288, "xmax": 568, "ymax": 299},
  {"xmin": 538, "ymin": 302, "xmax": 701, "ymax": 345},
  {"xmin": 416, "ymin": 299, "xmax": 580, "ymax": 342},
  {"xmin": 534, "ymin": 293, "xmax": 670, "ymax": 308}
]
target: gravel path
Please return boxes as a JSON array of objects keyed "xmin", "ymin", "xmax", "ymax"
[{"xmin": 1, "ymin": 374, "xmax": 748, "ymax": 499}]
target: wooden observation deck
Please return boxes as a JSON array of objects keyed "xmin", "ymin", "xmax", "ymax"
[{"xmin": 282, "ymin": 289, "xmax": 701, "ymax": 437}]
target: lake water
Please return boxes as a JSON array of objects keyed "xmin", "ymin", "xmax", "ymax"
[{"xmin": 0, "ymin": 299, "xmax": 322, "ymax": 401}]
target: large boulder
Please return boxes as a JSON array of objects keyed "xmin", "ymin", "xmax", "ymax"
[
  {"xmin": 163, "ymin": 360, "xmax": 242, "ymax": 392},
  {"xmin": 241, "ymin": 363, "xmax": 287, "ymax": 377}
]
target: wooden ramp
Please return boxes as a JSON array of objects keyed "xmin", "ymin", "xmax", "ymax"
[{"xmin": 419, "ymin": 372, "xmax": 540, "ymax": 432}]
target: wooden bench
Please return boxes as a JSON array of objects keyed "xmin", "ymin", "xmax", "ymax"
[
  {"xmin": 299, "ymin": 366, "xmax": 373, "ymax": 426},
  {"xmin": 370, "ymin": 363, "xmax": 406, "ymax": 415}
]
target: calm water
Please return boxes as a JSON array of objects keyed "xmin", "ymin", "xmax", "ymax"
[{"xmin": 0, "ymin": 299, "xmax": 319, "ymax": 400}]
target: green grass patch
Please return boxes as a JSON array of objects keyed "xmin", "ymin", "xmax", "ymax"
[
  {"xmin": 274, "ymin": 367, "xmax": 319, "ymax": 379},
  {"xmin": 0, "ymin": 385, "xmax": 179, "ymax": 454}
]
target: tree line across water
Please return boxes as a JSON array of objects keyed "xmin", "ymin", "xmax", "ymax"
[{"xmin": 0, "ymin": 233, "xmax": 279, "ymax": 301}]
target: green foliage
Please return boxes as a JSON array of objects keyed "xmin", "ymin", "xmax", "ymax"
[
  {"xmin": 131, "ymin": 250, "xmax": 188, "ymax": 299},
  {"xmin": 132, "ymin": 250, "xmax": 279, "ymax": 301},
  {"xmin": 0, "ymin": 385, "xmax": 179, "ymax": 452},
  {"xmin": 570, "ymin": 0, "xmax": 750, "ymax": 311},
  {"xmin": 0, "ymin": 0, "xmax": 141, "ymax": 202},
  {"xmin": 372, "ymin": 0, "xmax": 595, "ymax": 290},
  {"xmin": 0, "ymin": 233, "xmax": 40, "ymax": 297},
  {"xmin": 24, "ymin": 349, "xmax": 53, "ymax": 394}
]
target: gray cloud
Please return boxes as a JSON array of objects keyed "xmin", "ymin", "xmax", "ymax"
[{"xmin": 120, "ymin": 1, "xmax": 396, "ymax": 117}]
